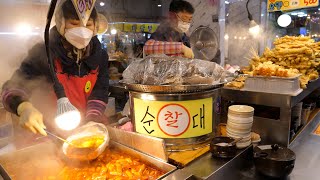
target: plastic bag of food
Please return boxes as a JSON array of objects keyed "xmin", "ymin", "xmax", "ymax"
[
  {"xmin": 62, "ymin": 122, "xmax": 110, "ymax": 161},
  {"xmin": 122, "ymin": 54, "xmax": 225, "ymax": 85}
]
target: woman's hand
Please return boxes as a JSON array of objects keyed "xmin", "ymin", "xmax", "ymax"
[
  {"xmin": 17, "ymin": 102, "xmax": 47, "ymax": 136},
  {"xmin": 182, "ymin": 45, "xmax": 195, "ymax": 59}
]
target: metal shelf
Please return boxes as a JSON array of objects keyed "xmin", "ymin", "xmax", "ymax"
[
  {"xmin": 289, "ymin": 108, "xmax": 320, "ymax": 146},
  {"xmin": 221, "ymin": 78, "xmax": 320, "ymax": 147}
]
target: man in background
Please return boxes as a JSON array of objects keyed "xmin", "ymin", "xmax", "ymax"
[{"xmin": 144, "ymin": 0, "xmax": 195, "ymax": 58}]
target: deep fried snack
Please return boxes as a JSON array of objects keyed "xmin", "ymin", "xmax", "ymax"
[{"xmin": 249, "ymin": 36, "xmax": 320, "ymax": 88}]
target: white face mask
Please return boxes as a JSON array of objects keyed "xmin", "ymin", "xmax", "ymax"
[
  {"xmin": 177, "ymin": 21, "xmax": 191, "ymax": 33},
  {"xmin": 64, "ymin": 27, "xmax": 93, "ymax": 49}
]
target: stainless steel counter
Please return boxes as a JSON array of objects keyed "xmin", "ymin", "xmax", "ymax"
[
  {"xmin": 163, "ymin": 114, "xmax": 320, "ymax": 180},
  {"xmin": 162, "ymin": 146, "xmax": 253, "ymax": 180},
  {"xmin": 221, "ymin": 78, "xmax": 320, "ymax": 147}
]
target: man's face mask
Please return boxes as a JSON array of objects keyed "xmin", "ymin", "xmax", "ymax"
[
  {"xmin": 64, "ymin": 27, "xmax": 93, "ymax": 49},
  {"xmin": 176, "ymin": 12, "xmax": 192, "ymax": 33},
  {"xmin": 177, "ymin": 21, "xmax": 191, "ymax": 33}
]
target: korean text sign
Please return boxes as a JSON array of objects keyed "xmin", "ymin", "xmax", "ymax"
[
  {"xmin": 267, "ymin": 0, "xmax": 318, "ymax": 12},
  {"xmin": 134, "ymin": 98, "xmax": 213, "ymax": 138}
]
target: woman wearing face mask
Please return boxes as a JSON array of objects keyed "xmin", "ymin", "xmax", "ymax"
[
  {"xmin": 144, "ymin": 0, "xmax": 195, "ymax": 58},
  {"xmin": 1, "ymin": 0, "xmax": 109, "ymax": 143}
]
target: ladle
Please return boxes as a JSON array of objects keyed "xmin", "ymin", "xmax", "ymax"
[
  {"xmin": 45, "ymin": 130, "xmax": 102, "ymax": 160},
  {"xmin": 44, "ymin": 130, "xmax": 76, "ymax": 147}
]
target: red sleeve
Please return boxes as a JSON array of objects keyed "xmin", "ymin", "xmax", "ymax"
[{"xmin": 144, "ymin": 39, "xmax": 183, "ymax": 55}]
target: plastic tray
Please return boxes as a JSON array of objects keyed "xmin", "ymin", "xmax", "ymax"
[{"xmin": 243, "ymin": 75, "xmax": 302, "ymax": 95}]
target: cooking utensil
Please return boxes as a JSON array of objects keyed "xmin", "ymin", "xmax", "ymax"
[
  {"xmin": 45, "ymin": 130, "xmax": 98, "ymax": 158},
  {"xmin": 254, "ymin": 144, "xmax": 295, "ymax": 178},
  {"xmin": 62, "ymin": 122, "xmax": 109, "ymax": 161},
  {"xmin": 44, "ymin": 130, "xmax": 75, "ymax": 146},
  {"xmin": 210, "ymin": 137, "xmax": 237, "ymax": 158}
]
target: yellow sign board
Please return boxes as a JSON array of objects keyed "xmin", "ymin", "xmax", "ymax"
[
  {"xmin": 133, "ymin": 98, "xmax": 213, "ymax": 138},
  {"xmin": 267, "ymin": 0, "xmax": 319, "ymax": 12},
  {"xmin": 123, "ymin": 23, "xmax": 159, "ymax": 33},
  {"xmin": 71, "ymin": 0, "xmax": 97, "ymax": 26}
]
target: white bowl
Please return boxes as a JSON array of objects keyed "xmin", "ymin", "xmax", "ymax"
[
  {"xmin": 236, "ymin": 139, "xmax": 252, "ymax": 149},
  {"xmin": 227, "ymin": 120, "xmax": 253, "ymax": 131},
  {"xmin": 228, "ymin": 114, "xmax": 253, "ymax": 124},
  {"xmin": 227, "ymin": 126, "xmax": 251, "ymax": 136},
  {"xmin": 227, "ymin": 130, "xmax": 251, "ymax": 139},
  {"xmin": 228, "ymin": 105, "xmax": 254, "ymax": 117}
]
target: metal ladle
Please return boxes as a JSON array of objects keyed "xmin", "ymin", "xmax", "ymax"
[
  {"xmin": 45, "ymin": 130, "xmax": 103, "ymax": 160},
  {"xmin": 44, "ymin": 130, "xmax": 76, "ymax": 147}
]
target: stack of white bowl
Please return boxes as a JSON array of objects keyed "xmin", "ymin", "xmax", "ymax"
[{"xmin": 226, "ymin": 105, "xmax": 254, "ymax": 148}]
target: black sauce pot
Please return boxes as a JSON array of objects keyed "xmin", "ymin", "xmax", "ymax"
[
  {"xmin": 210, "ymin": 137, "xmax": 237, "ymax": 158},
  {"xmin": 254, "ymin": 144, "xmax": 296, "ymax": 178}
]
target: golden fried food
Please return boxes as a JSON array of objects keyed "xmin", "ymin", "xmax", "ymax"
[
  {"xmin": 59, "ymin": 149, "xmax": 164, "ymax": 180},
  {"xmin": 249, "ymin": 36, "xmax": 320, "ymax": 88},
  {"xmin": 224, "ymin": 76, "xmax": 247, "ymax": 89},
  {"xmin": 252, "ymin": 61, "xmax": 299, "ymax": 77}
]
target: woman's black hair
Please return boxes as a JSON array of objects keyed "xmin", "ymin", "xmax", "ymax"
[
  {"xmin": 169, "ymin": 0, "xmax": 194, "ymax": 14},
  {"xmin": 61, "ymin": 0, "xmax": 98, "ymax": 20}
]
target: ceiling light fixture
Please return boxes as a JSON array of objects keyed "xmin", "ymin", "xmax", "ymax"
[
  {"xmin": 100, "ymin": 2, "xmax": 105, "ymax": 6},
  {"xmin": 277, "ymin": 14, "xmax": 292, "ymax": 27},
  {"xmin": 225, "ymin": 1, "xmax": 230, "ymax": 4},
  {"xmin": 158, "ymin": 4, "xmax": 162, "ymax": 7},
  {"xmin": 111, "ymin": 29, "xmax": 117, "ymax": 35}
]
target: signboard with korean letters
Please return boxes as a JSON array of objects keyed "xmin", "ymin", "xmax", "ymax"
[{"xmin": 133, "ymin": 98, "xmax": 213, "ymax": 138}]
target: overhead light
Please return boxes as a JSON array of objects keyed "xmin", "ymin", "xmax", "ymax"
[
  {"xmin": 111, "ymin": 29, "xmax": 117, "ymax": 35},
  {"xmin": 225, "ymin": 1, "xmax": 230, "ymax": 4},
  {"xmin": 277, "ymin": 14, "xmax": 292, "ymax": 27},
  {"xmin": 125, "ymin": 34, "xmax": 128, "ymax": 37},
  {"xmin": 224, "ymin": 34, "xmax": 229, "ymax": 40},
  {"xmin": 0, "ymin": 32, "xmax": 39, "ymax": 36},
  {"xmin": 100, "ymin": 2, "xmax": 105, "ymax": 6},
  {"xmin": 16, "ymin": 23, "xmax": 32, "ymax": 35},
  {"xmin": 157, "ymin": 4, "xmax": 162, "ymax": 7},
  {"xmin": 249, "ymin": 20, "xmax": 260, "ymax": 37},
  {"xmin": 226, "ymin": 13, "xmax": 229, "ymax": 17},
  {"xmin": 55, "ymin": 97, "xmax": 81, "ymax": 131}
]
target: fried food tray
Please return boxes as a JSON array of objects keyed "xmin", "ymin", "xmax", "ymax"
[
  {"xmin": 243, "ymin": 75, "xmax": 302, "ymax": 95},
  {"xmin": 0, "ymin": 141, "xmax": 176, "ymax": 180}
]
